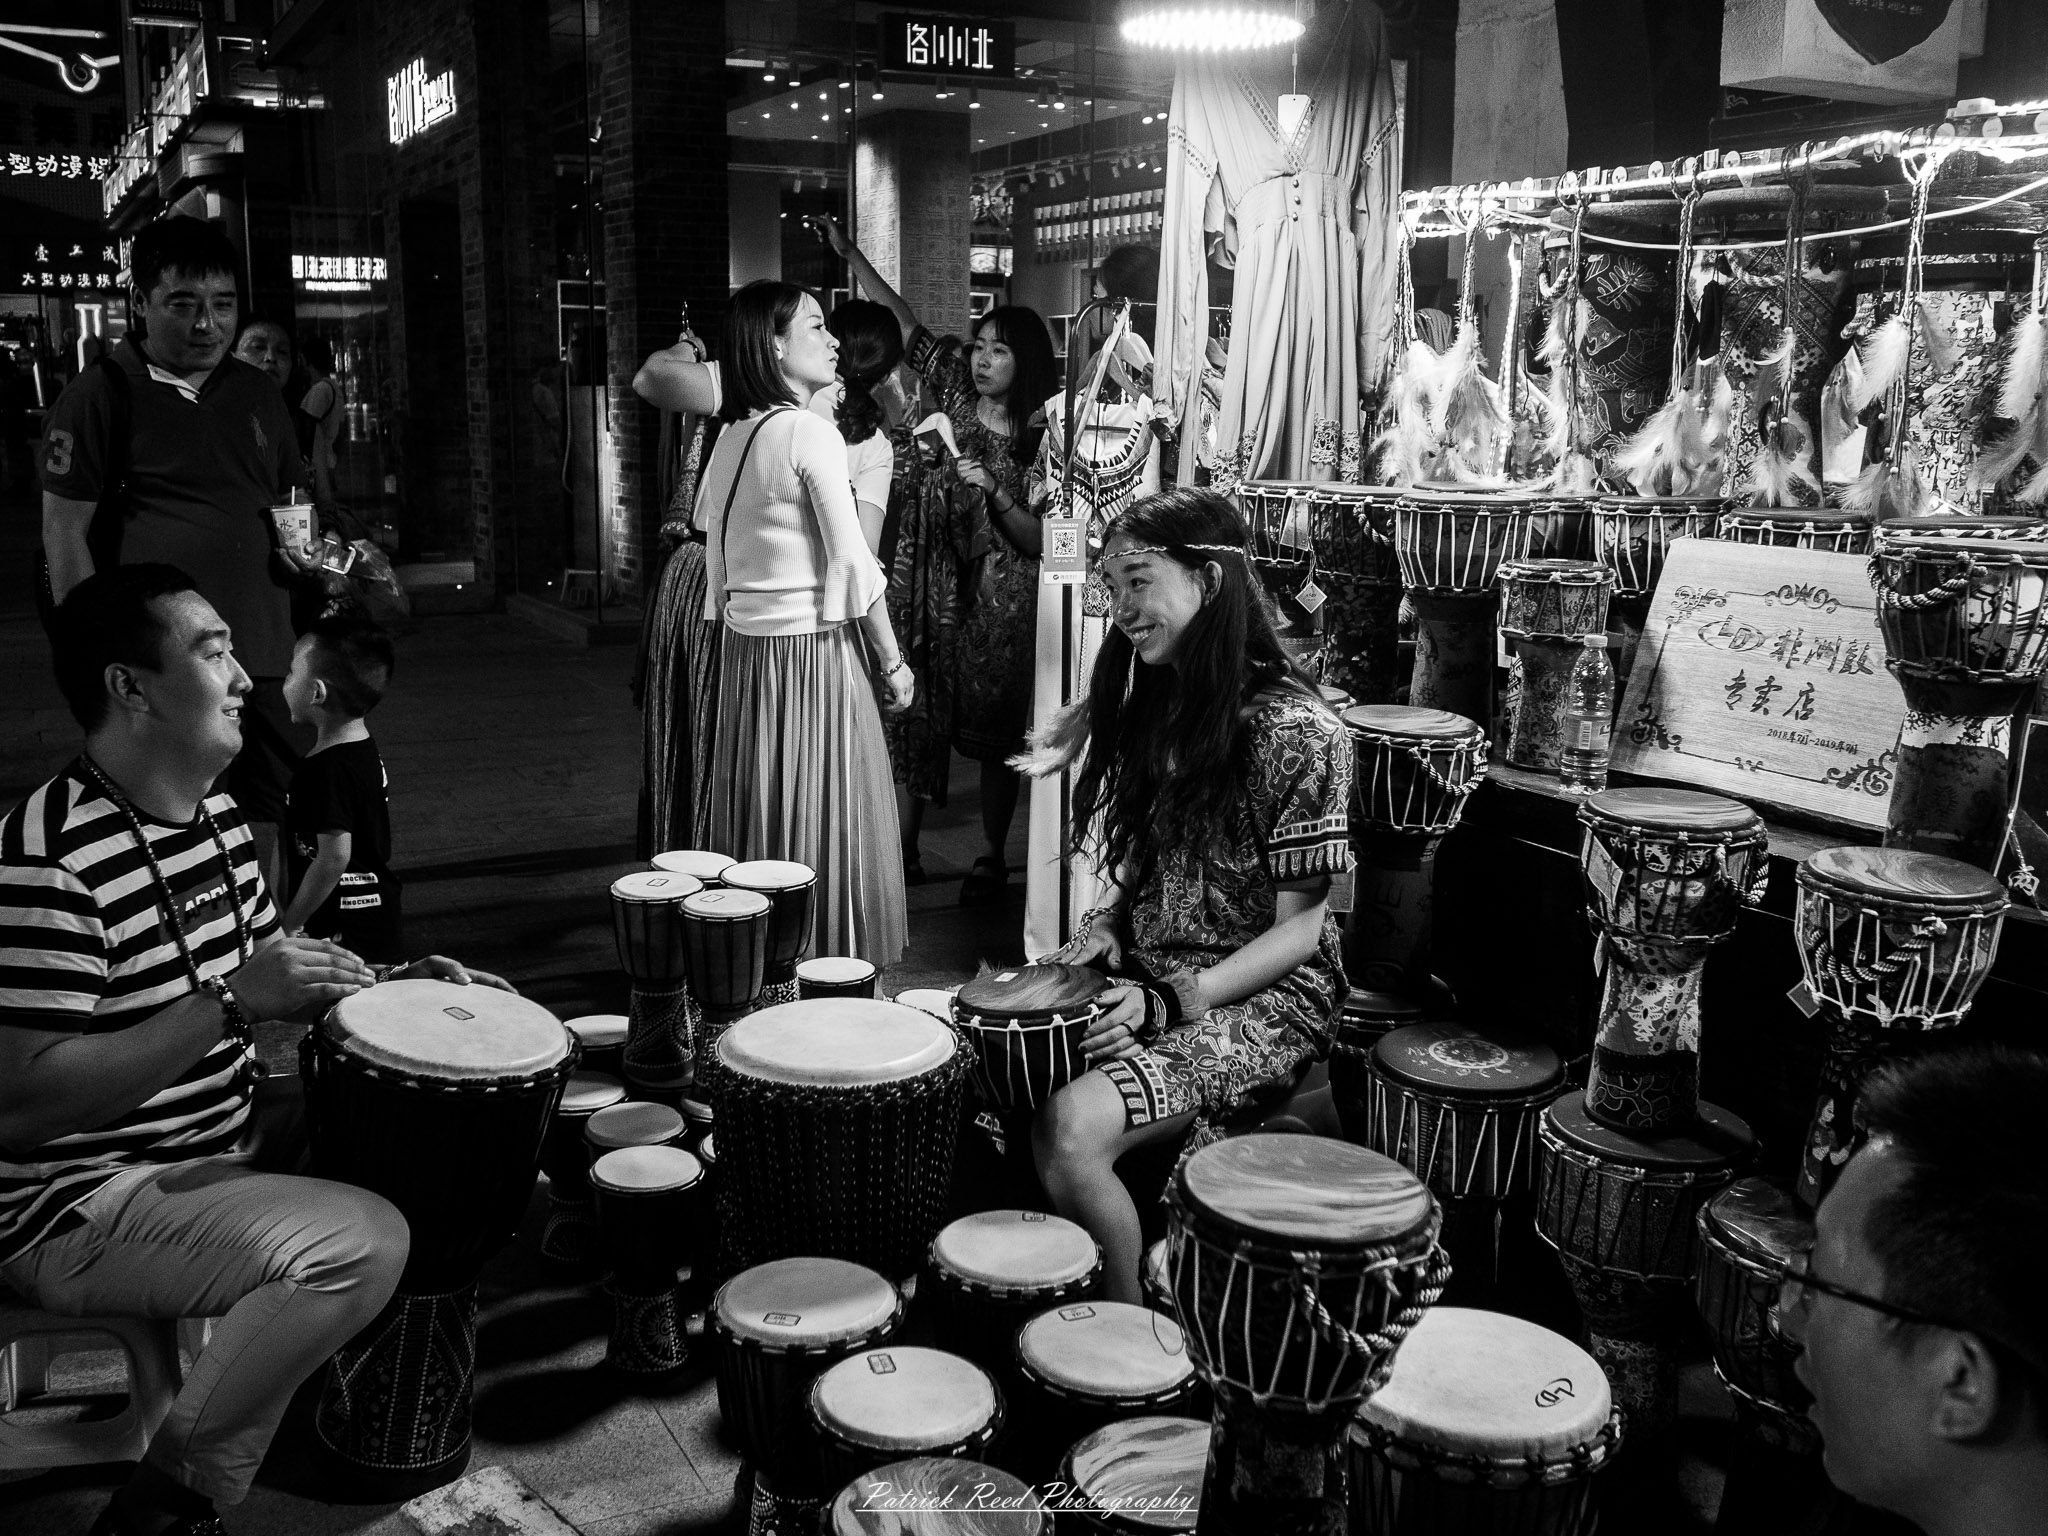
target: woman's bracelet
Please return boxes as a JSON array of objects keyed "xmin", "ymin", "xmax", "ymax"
[{"xmin": 880, "ymin": 658, "xmax": 912, "ymax": 680}]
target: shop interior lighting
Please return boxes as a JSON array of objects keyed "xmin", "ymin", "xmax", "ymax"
[
  {"xmin": 1121, "ymin": 3, "xmax": 1304, "ymax": 50},
  {"xmin": 968, "ymin": 87, "xmax": 982, "ymax": 109}
]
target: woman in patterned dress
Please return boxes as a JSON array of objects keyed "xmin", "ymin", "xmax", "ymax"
[
  {"xmin": 817, "ymin": 217, "xmax": 1058, "ymax": 900},
  {"xmin": 1015, "ymin": 487, "xmax": 1353, "ymax": 1302}
]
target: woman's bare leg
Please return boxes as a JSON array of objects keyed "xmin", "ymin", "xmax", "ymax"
[{"xmin": 1034, "ymin": 1070, "xmax": 1195, "ymax": 1303}]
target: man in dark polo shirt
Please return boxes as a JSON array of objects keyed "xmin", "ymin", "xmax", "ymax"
[{"xmin": 40, "ymin": 216, "xmax": 307, "ymax": 889}]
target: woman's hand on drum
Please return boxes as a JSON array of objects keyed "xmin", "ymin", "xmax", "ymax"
[
  {"xmin": 1055, "ymin": 918, "xmax": 1123, "ymax": 972},
  {"xmin": 230, "ymin": 936, "xmax": 377, "ymax": 1021},
  {"xmin": 389, "ymin": 956, "xmax": 518, "ymax": 993},
  {"xmin": 1079, "ymin": 984, "xmax": 1149, "ymax": 1064}
]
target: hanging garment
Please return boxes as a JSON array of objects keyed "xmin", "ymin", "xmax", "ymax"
[{"xmin": 1153, "ymin": 0, "xmax": 1403, "ymax": 492}]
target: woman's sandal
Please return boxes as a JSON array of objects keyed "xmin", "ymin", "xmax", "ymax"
[{"xmin": 958, "ymin": 856, "xmax": 1009, "ymax": 907}]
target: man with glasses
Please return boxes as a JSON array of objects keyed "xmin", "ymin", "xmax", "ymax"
[{"xmin": 1776, "ymin": 1044, "xmax": 2048, "ymax": 1536}]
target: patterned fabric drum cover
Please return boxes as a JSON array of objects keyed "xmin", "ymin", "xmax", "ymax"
[
  {"xmin": 1364, "ymin": 1025, "xmax": 1563, "ymax": 1201},
  {"xmin": 1497, "ymin": 559, "xmax": 1612, "ymax": 641},
  {"xmin": 1011, "ymin": 1302, "xmax": 1201, "ymax": 1478},
  {"xmin": 652, "ymin": 847, "xmax": 736, "ymax": 885},
  {"xmin": 536, "ymin": 1070, "xmax": 627, "ymax": 1263},
  {"xmin": 717, "ymin": 1000, "xmax": 965, "ymax": 1280},
  {"xmin": 1717, "ymin": 507, "xmax": 1871, "ymax": 552},
  {"xmin": 1342, "ymin": 707, "xmax": 1488, "ymax": 838},
  {"xmin": 951, "ymin": 962, "xmax": 1111, "ymax": 1110},
  {"xmin": 723, "ymin": 858, "xmax": 819, "ymax": 1003},
  {"xmin": 589, "ymin": 1144, "xmax": 704, "ymax": 1374},
  {"xmin": 1058, "ymin": 1416, "xmax": 1207, "ymax": 1533},
  {"xmin": 810, "ymin": 1346, "xmax": 1003, "ymax": 1493},
  {"xmin": 1393, "ymin": 489, "xmax": 1533, "ymax": 596},
  {"xmin": 926, "ymin": 1210, "xmax": 1102, "ymax": 1375},
  {"xmin": 1694, "ymin": 1178, "xmax": 1818, "ymax": 1452},
  {"xmin": 827, "ymin": 1458, "xmax": 1049, "ymax": 1535},
  {"xmin": 1589, "ymin": 496, "xmax": 1723, "ymax": 600},
  {"xmin": 1348, "ymin": 1308, "xmax": 1621, "ymax": 1536},
  {"xmin": 304, "ymin": 982, "xmax": 576, "ymax": 1489},
  {"xmin": 798, "ymin": 956, "xmax": 880, "ymax": 1000}
]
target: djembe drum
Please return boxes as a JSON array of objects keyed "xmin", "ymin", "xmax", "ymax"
[
  {"xmin": 951, "ymin": 963, "xmax": 1112, "ymax": 1111},
  {"xmin": 611, "ymin": 870, "xmax": 702, "ymax": 1102},
  {"xmin": 1518, "ymin": 493, "xmax": 1595, "ymax": 562},
  {"xmin": 1251, "ymin": 536, "xmax": 1328, "ymax": 680},
  {"xmin": 798, "ymin": 956, "xmax": 879, "ymax": 1000},
  {"xmin": 724, "ymin": 859, "xmax": 818, "ymax": 1008},
  {"xmin": 1497, "ymin": 558, "xmax": 1613, "ymax": 771},
  {"xmin": 710, "ymin": 1256, "xmax": 906, "ymax": 1533},
  {"xmin": 1164, "ymin": 1135, "xmax": 1449, "ymax": 1535},
  {"xmin": 891, "ymin": 987, "xmax": 958, "ymax": 1021},
  {"xmin": 1792, "ymin": 847, "xmax": 2007, "ymax": 1206},
  {"xmin": 1718, "ymin": 507, "xmax": 1872, "ymax": 552},
  {"xmin": 717, "ymin": 999, "xmax": 966, "ymax": 1280},
  {"xmin": 1239, "ymin": 480, "xmax": 1405, "ymax": 705},
  {"xmin": 826, "ymin": 1458, "xmax": 1049, "ymax": 1535},
  {"xmin": 1578, "ymin": 789, "xmax": 1769, "ymax": 1134},
  {"xmin": 564, "ymin": 1012, "xmax": 627, "ymax": 1078},
  {"xmin": 1869, "ymin": 512, "xmax": 2048, "ymax": 551},
  {"xmin": 536, "ymin": 1070, "xmax": 626, "ymax": 1264},
  {"xmin": 653, "ymin": 847, "xmax": 736, "ymax": 884},
  {"xmin": 1060, "ymin": 1417, "xmax": 1208, "ymax": 1534},
  {"xmin": 1346, "ymin": 1307, "xmax": 1622, "ymax": 1536},
  {"xmin": 1869, "ymin": 534, "xmax": 2048, "ymax": 869},
  {"xmin": 586, "ymin": 1098, "xmax": 688, "ymax": 1157},
  {"xmin": 1590, "ymin": 494, "xmax": 1723, "ymax": 679},
  {"xmin": 926, "ymin": 1210, "xmax": 1102, "ymax": 1377},
  {"xmin": 682, "ymin": 886, "xmax": 772, "ymax": 1088},
  {"xmin": 1010, "ymin": 1302, "xmax": 1200, "ymax": 1482},
  {"xmin": 589, "ymin": 1144, "xmax": 705, "ymax": 1374},
  {"xmin": 303, "ymin": 981, "xmax": 576, "ymax": 1493},
  {"xmin": 810, "ymin": 1347, "xmax": 1004, "ymax": 1494},
  {"xmin": 1394, "ymin": 488, "xmax": 1532, "ymax": 722},
  {"xmin": 1535, "ymin": 1091, "xmax": 1754, "ymax": 1457},
  {"xmin": 1694, "ymin": 1178, "xmax": 1817, "ymax": 1453}
]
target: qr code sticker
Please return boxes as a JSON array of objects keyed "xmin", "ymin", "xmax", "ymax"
[{"xmin": 1048, "ymin": 524, "xmax": 1079, "ymax": 559}]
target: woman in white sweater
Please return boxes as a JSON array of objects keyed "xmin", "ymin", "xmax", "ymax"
[{"xmin": 696, "ymin": 281, "xmax": 914, "ymax": 965}]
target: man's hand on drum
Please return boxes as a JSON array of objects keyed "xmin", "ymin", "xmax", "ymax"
[
  {"xmin": 230, "ymin": 935, "xmax": 377, "ymax": 1021},
  {"xmin": 1079, "ymin": 984, "xmax": 1149, "ymax": 1064},
  {"xmin": 387, "ymin": 956, "xmax": 518, "ymax": 993}
]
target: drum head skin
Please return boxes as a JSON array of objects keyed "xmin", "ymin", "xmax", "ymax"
[
  {"xmin": 1543, "ymin": 1091, "xmax": 1755, "ymax": 1173},
  {"xmin": 1355, "ymin": 1307, "xmax": 1611, "ymax": 1461},
  {"xmin": 1341, "ymin": 704, "xmax": 1483, "ymax": 746},
  {"xmin": 590, "ymin": 1143, "xmax": 703, "ymax": 1195},
  {"xmin": 698, "ymin": 1133, "xmax": 715, "ymax": 1168},
  {"xmin": 1582, "ymin": 786, "xmax": 1761, "ymax": 835},
  {"xmin": 720, "ymin": 1000, "xmax": 956, "ymax": 1086},
  {"xmin": 586, "ymin": 1100, "xmax": 686, "ymax": 1150},
  {"xmin": 325, "ymin": 980, "xmax": 572, "ymax": 1079},
  {"xmin": 724, "ymin": 859, "xmax": 818, "ymax": 894},
  {"xmin": 1017, "ymin": 1302, "xmax": 1192, "ymax": 1399},
  {"xmin": 932, "ymin": 1211, "xmax": 1100, "ymax": 1289},
  {"xmin": 1499, "ymin": 557, "xmax": 1607, "ymax": 582},
  {"xmin": 955, "ymin": 963, "xmax": 1110, "ymax": 1019},
  {"xmin": 652, "ymin": 849, "xmax": 736, "ymax": 882},
  {"xmin": 680, "ymin": 1097, "xmax": 715, "ymax": 1129},
  {"xmin": 610, "ymin": 870, "xmax": 703, "ymax": 905},
  {"xmin": 1703, "ymin": 1178, "xmax": 1811, "ymax": 1266},
  {"xmin": 558, "ymin": 1071, "xmax": 628, "ymax": 1115},
  {"xmin": 1180, "ymin": 1135, "xmax": 1433, "ymax": 1250},
  {"xmin": 1063, "ymin": 1417, "xmax": 1207, "ymax": 1532},
  {"xmin": 799, "ymin": 956, "xmax": 879, "ymax": 986},
  {"xmin": 682, "ymin": 887, "xmax": 772, "ymax": 921},
  {"xmin": 893, "ymin": 988, "xmax": 960, "ymax": 1020},
  {"xmin": 564, "ymin": 1013, "xmax": 628, "ymax": 1049},
  {"xmin": 813, "ymin": 1347, "xmax": 998, "ymax": 1451},
  {"xmin": 1800, "ymin": 846, "xmax": 2009, "ymax": 913},
  {"xmin": 1372, "ymin": 1025, "xmax": 1562, "ymax": 1099},
  {"xmin": 828, "ymin": 1458, "xmax": 1046, "ymax": 1535},
  {"xmin": 714, "ymin": 1256, "xmax": 901, "ymax": 1347}
]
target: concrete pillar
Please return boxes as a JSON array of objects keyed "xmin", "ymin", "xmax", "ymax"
[{"xmin": 855, "ymin": 111, "xmax": 971, "ymax": 338}]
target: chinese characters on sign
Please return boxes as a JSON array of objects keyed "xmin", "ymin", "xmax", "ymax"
[
  {"xmin": 15, "ymin": 240, "xmax": 121, "ymax": 293},
  {"xmin": 1611, "ymin": 542, "xmax": 1906, "ymax": 828},
  {"xmin": 2, "ymin": 152, "xmax": 114, "ymax": 180},
  {"xmin": 387, "ymin": 58, "xmax": 458, "ymax": 146},
  {"xmin": 879, "ymin": 13, "xmax": 1016, "ymax": 76},
  {"xmin": 291, "ymin": 255, "xmax": 388, "ymax": 287}
]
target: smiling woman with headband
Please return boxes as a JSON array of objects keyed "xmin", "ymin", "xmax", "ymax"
[{"xmin": 1012, "ymin": 485, "xmax": 1354, "ymax": 1303}]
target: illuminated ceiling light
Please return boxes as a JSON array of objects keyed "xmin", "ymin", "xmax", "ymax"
[
  {"xmin": 1141, "ymin": 114, "xmax": 1154, "ymax": 124},
  {"xmin": 872, "ymin": 85, "xmax": 885, "ymax": 100},
  {"xmin": 968, "ymin": 87, "xmax": 981, "ymax": 109},
  {"xmin": 1120, "ymin": 3, "xmax": 1304, "ymax": 50},
  {"xmin": 838, "ymin": 79, "xmax": 851, "ymax": 89},
  {"xmin": 763, "ymin": 71, "xmax": 776, "ymax": 82}
]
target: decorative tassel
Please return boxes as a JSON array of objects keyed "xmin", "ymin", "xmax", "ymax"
[
  {"xmin": 1555, "ymin": 451, "xmax": 1602, "ymax": 495},
  {"xmin": 1743, "ymin": 409, "xmax": 1823, "ymax": 508},
  {"xmin": 1370, "ymin": 339, "xmax": 1444, "ymax": 487},
  {"xmin": 1843, "ymin": 441, "xmax": 1933, "ymax": 521},
  {"xmin": 1438, "ymin": 324, "xmax": 1512, "ymax": 484},
  {"xmin": 1996, "ymin": 306, "xmax": 2048, "ymax": 421},
  {"xmin": 2018, "ymin": 457, "xmax": 2048, "ymax": 506},
  {"xmin": 1615, "ymin": 390, "xmax": 1707, "ymax": 497},
  {"xmin": 1976, "ymin": 306, "xmax": 2048, "ymax": 498},
  {"xmin": 1697, "ymin": 365, "xmax": 1735, "ymax": 496},
  {"xmin": 1427, "ymin": 323, "xmax": 1479, "ymax": 442},
  {"xmin": 1849, "ymin": 312, "xmax": 1912, "ymax": 413}
]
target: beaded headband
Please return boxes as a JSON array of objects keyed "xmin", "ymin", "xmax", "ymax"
[{"xmin": 1102, "ymin": 541, "xmax": 1250, "ymax": 563}]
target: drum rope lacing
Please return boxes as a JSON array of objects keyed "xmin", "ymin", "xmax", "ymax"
[
  {"xmin": 1806, "ymin": 913, "xmax": 1946, "ymax": 993},
  {"xmin": 1287, "ymin": 1240, "xmax": 1452, "ymax": 1383},
  {"xmin": 1868, "ymin": 551, "xmax": 1979, "ymax": 611},
  {"xmin": 1399, "ymin": 743, "xmax": 1488, "ymax": 799},
  {"xmin": 1360, "ymin": 1407, "xmax": 1625, "ymax": 1486}
]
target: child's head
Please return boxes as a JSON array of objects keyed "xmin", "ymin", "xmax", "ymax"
[{"xmin": 284, "ymin": 613, "xmax": 394, "ymax": 726}]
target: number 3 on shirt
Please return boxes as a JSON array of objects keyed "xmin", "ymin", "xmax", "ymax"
[{"xmin": 43, "ymin": 428, "xmax": 73, "ymax": 477}]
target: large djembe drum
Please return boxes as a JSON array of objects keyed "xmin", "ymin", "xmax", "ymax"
[
  {"xmin": 1394, "ymin": 488, "xmax": 1532, "ymax": 722},
  {"xmin": 1163, "ymin": 1135, "xmax": 1449, "ymax": 1535},
  {"xmin": 1577, "ymin": 788, "xmax": 1769, "ymax": 1134},
  {"xmin": 1717, "ymin": 506, "xmax": 1871, "ymax": 552},
  {"xmin": 1496, "ymin": 558, "xmax": 1613, "ymax": 772},
  {"xmin": 303, "ymin": 981, "xmax": 576, "ymax": 1494},
  {"xmin": 1792, "ymin": 847, "xmax": 2007, "ymax": 1207},
  {"xmin": 1590, "ymin": 495, "xmax": 1723, "ymax": 679},
  {"xmin": 1238, "ymin": 480, "xmax": 1405, "ymax": 705},
  {"xmin": 716, "ymin": 999, "xmax": 966, "ymax": 1280},
  {"xmin": 1868, "ymin": 534, "xmax": 2048, "ymax": 870},
  {"xmin": 723, "ymin": 859, "xmax": 818, "ymax": 1009},
  {"xmin": 610, "ymin": 869, "xmax": 702, "ymax": 1101}
]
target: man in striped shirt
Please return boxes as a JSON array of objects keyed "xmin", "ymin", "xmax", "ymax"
[{"xmin": 0, "ymin": 566, "xmax": 491, "ymax": 1536}]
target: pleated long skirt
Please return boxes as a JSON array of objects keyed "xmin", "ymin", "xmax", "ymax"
[
  {"xmin": 642, "ymin": 542, "xmax": 723, "ymax": 855},
  {"xmin": 705, "ymin": 624, "xmax": 908, "ymax": 967}
]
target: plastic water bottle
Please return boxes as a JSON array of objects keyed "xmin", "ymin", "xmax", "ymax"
[{"xmin": 1559, "ymin": 635, "xmax": 1616, "ymax": 794}]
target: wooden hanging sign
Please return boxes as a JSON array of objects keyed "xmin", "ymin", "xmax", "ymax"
[{"xmin": 1613, "ymin": 540, "xmax": 1906, "ymax": 829}]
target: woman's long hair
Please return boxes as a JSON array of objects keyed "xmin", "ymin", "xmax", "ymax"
[
  {"xmin": 719, "ymin": 279, "xmax": 812, "ymax": 422},
  {"xmin": 1022, "ymin": 487, "xmax": 1314, "ymax": 881},
  {"xmin": 829, "ymin": 299, "xmax": 904, "ymax": 446},
  {"xmin": 974, "ymin": 305, "xmax": 1057, "ymax": 458}
]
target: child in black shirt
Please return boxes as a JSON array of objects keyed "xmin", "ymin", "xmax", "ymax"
[{"xmin": 280, "ymin": 613, "xmax": 402, "ymax": 962}]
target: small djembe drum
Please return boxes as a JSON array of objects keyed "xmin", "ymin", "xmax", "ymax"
[
  {"xmin": 1394, "ymin": 488, "xmax": 1533, "ymax": 723},
  {"xmin": 925, "ymin": 1210, "xmax": 1102, "ymax": 1379},
  {"xmin": 681, "ymin": 886, "xmax": 772, "ymax": 1090},
  {"xmin": 535, "ymin": 1070, "xmax": 626, "ymax": 1264},
  {"xmin": 1535, "ymin": 1091, "xmax": 1754, "ymax": 1457},
  {"xmin": 1009, "ymin": 1302, "xmax": 1202, "ymax": 1482},
  {"xmin": 810, "ymin": 1347, "xmax": 1005, "ymax": 1496},
  {"xmin": 586, "ymin": 1099, "xmax": 688, "ymax": 1158},
  {"xmin": 826, "ymin": 1458, "xmax": 1049, "ymax": 1535},
  {"xmin": 723, "ymin": 859, "xmax": 818, "ymax": 1009},
  {"xmin": 1718, "ymin": 506, "xmax": 1872, "ymax": 552},
  {"xmin": 589, "ymin": 1143, "xmax": 705, "ymax": 1374},
  {"xmin": 1346, "ymin": 1307, "xmax": 1623, "ymax": 1536},
  {"xmin": 1164, "ymin": 1134, "xmax": 1450, "ymax": 1535},
  {"xmin": 1590, "ymin": 495, "xmax": 1723, "ymax": 679},
  {"xmin": 563, "ymin": 1013, "xmax": 627, "ymax": 1079},
  {"xmin": 1869, "ymin": 534, "xmax": 2048, "ymax": 870},
  {"xmin": 1497, "ymin": 558, "xmax": 1614, "ymax": 771},
  {"xmin": 1694, "ymin": 1178, "xmax": 1817, "ymax": 1454},
  {"xmin": 1239, "ymin": 480, "xmax": 1405, "ymax": 706},
  {"xmin": 797, "ymin": 956, "xmax": 879, "ymax": 1000},
  {"xmin": 1059, "ymin": 1417, "xmax": 1208, "ymax": 1534},
  {"xmin": 950, "ymin": 963, "xmax": 1112, "ymax": 1112},
  {"xmin": 1792, "ymin": 846, "xmax": 2007, "ymax": 1207},
  {"xmin": 610, "ymin": 870, "xmax": 702, "ymax": 1102},
  {"xmin": 1577, "ymin": 788, "xmax": 1769, "ymax": 1134}
]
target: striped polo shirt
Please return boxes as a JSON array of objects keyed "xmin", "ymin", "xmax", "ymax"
[{"xmin": 0, "ymin": 760, "xmax": 278, "ymax": 1264}]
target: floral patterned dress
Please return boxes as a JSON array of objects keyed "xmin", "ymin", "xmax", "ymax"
[
  {"xmin": 880, "ymin": 417, "xmax": 957, "ymax": 804},
  {"xmin": 1094, "ymin": 691, "xmax": 1354, "ymax": 1129},
  {"xmin": 906, "ymin": 326, "xmax": 1041, "ymax": 763}
]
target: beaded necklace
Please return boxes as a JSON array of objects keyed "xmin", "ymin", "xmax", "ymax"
[{"xmin": 78, "ymin": 755, "xmax": 254, "ymax": 982}]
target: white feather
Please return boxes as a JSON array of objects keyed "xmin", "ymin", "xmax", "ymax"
[
  {"xmin": 1742, "ymin": 409, "xmax": 1823, "ymax": 509},
  {"xmin": 1997, "ymin": 308, "xmax": 2048, "ymax": 422},
  {"xmin": 2018, "ymin": 455, "xmax": 2048, "ymax": 507},
  {"xmin": 1849, "ymin": 313, "xmax": 1912, "ymax": 414}
]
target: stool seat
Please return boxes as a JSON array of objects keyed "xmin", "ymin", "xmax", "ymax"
[{"xmin": 0, "ymin": 1302, "xmax": 186, "ymax": 1471}]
